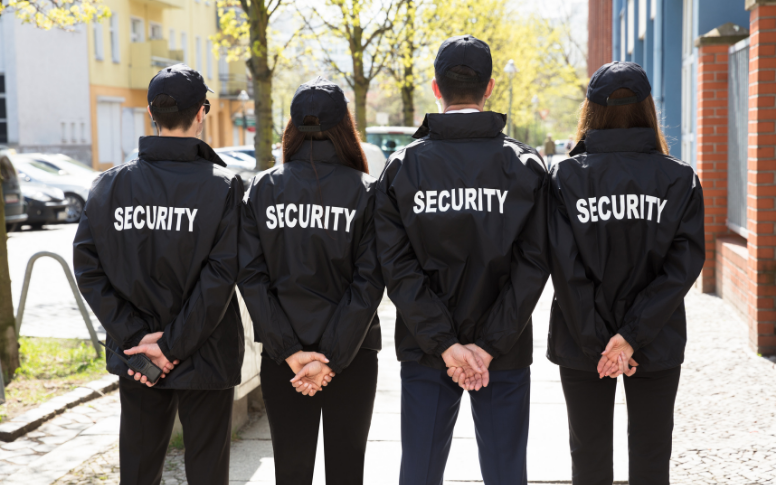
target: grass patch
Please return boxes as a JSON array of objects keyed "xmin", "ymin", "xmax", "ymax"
[
  {"xmin": 168, "ymin": 433, "xmax": 185, "ymax": 451},
  {"xmin": 0, "ymin": 337, "xmax": 107, "ymax": 422}
]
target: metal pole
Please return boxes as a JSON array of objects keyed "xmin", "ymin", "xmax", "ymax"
[
  {"xmin": 15, "ymin": 252, "xmax": 102, "ymax": 358},
  {"xmin": 508, "ymin": 79, "xmax": 514, "ymax": 138}
]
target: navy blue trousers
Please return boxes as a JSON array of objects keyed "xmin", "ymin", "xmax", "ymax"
[{"xmin": 399, "ymin": 362, "xmax": 531, "ymax": 485}]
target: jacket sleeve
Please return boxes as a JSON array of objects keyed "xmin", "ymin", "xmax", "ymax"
[
  {"xmin": 155, "ymin": 178, "xmax": 243, "ymax": 362},
  {"xmin": 236, "ymin": 185, "xmax": 301, "ymax": 365},
  {"xmin": 475, "ymin": 173, "xmax": 551, "ymax": 359},
  {"xmin": 547, "ymin": 172, "xmax": 611, "ymax": 361},
  {"xmin": 374, "ymin": 167, "xmax": 459, "ymax": 356},
  {"xmin": 318, "ymin": 192, "xmax": 386, "ymax": 374},
  {"xmin": 618, "ymin": 180, "xmax": 705, "ymax": 352},
  {"xmin": 73, "ymin": 211, "xmax": 150, "ymax": 350}
]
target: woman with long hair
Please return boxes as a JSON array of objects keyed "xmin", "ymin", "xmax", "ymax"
[
  {"xmin": 546, "ymin": 62, "xmax": 705, "ymax": 485},
  {"xmin": 237, "ymin": 77, "xmax": 384, "ymax": 485}
]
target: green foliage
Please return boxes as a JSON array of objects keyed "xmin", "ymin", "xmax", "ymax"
[
  {"xmin": 0, "ymin": 0, "xmax": 111, "ymax": 30},
  {"xmin": 16, "ymin": 337, "xmax": 104, "ymax": 379},
  {"xmin": 168, "ymin": 433, "xmax": 185, "ymax": 451}
]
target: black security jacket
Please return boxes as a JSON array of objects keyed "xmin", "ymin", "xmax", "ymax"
[
  {"xmin": 547, "ymin": 128, "xmax": 705, "ymax": 372},
  {"xmin": 375, "ymin": 112, "xmax": 550, "ymax": 371},
  {"xmin": 73, "ymin": 136, "xmax": 244, "ymax": 390},
  {"xmin": 237, "ymin": 140, "xmax": 384, "ymax": 374}
]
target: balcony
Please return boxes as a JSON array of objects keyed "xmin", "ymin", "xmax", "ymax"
[
  {"xmin": 130, "ymin": 40, "xmax": 185, "ymax": 89},
  {"xmin": 219, "ymin": 73, "xmax": 253, "ymax": 99},
  {"xmin": 129, "ymin": 0, "xmax": 184, "ymax": 9}
]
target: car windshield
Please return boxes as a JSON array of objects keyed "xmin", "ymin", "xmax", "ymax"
[
  {"xmin": 53, "ymin": 156, "xmax": 96, "ymax": 174},
  {"xmin": 366, "ymin": 133, "xmax": 415, "ymax": 157},
  {"xmin": 18, "ymin": 159, "xmax": 63, "ymax": 175}
]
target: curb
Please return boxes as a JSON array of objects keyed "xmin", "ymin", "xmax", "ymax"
[{"xmin": 0, "ymin": 374, "xmax": 119, "ymax": 442}]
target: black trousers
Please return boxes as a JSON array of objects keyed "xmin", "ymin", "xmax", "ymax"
[
  {"xmin": 118, "ymin": 378, "xmax": 234, "ymax": 485},
  {"xmin": 559, "ymin": 366, "xmax": 681, "ymax": 485},
  {"xmin": 261, "ymin": 348, "xmax": 378, "ymax": 485}
]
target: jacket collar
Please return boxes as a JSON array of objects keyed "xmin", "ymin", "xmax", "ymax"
[
  {"xmin": 570, "ymin": 128, "xmax": 657, "ymax": 156},
  {"xmin": 413, "ymin": 111, "xmax": 507, "ymax": 140},
  {"xmin": 288, "ymin": 140, "xmax": 344, "ymax": 165},
  {"xmin": 138, "ymin": 136, "xmax": 226, "ymax": 167}
]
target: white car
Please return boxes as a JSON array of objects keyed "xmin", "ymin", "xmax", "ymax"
[
  {"xmin": 26, "ymin": 153, "xmax": 100, "ymax": 178},
  {"xmin": 366, "ymin": 126, "xmax": 417, "ymax": 158},
  {"xmin": 361, "ymin": 142, "xmax": 387, "ymax": 177},
  {"xmin": 11, "ymin": 155, "xmax": 94, "ymax": 223}
]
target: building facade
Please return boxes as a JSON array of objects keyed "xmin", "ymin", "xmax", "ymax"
[
  {"xmin": 87, "ymin": 0, "xmax": 253, "ymax": 170},
  {"xmin": 0, "ymin": 16, "xmax": 93, "ymax": 162},
  {"xmin": 591, "ymin": 0, "xmax": 776, "ymax": 357}
]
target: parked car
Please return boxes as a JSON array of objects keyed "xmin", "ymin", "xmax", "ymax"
[
  {"xmin": 20, "ymin": 181, "xmax": 68, "ymax": 228},
  {"xmin": 366, "ymin": 126, "xmax": 417, "ymax": 158},
  {"xmin": 11, "ymin": 155, "xmax": 93, "ymax": 223},
  {"xmin": 214, "ymin": 148, "xmax": 256, "ymax": 171},
  {"xmin": 1, "ymin": 152, "xmax": 27, "ymax": 231},
  {"xmin": 27, "ymin": 153, "xmax": 99, "ymax": 177}
]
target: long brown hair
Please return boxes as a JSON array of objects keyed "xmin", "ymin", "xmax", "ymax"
[
  {"xmin": 575, "ymin": 88, "xmax": 669, "ymax": 154},
  {"xmin": 282, "ymin": 110, "xmax": 369, "ymax": 174}
]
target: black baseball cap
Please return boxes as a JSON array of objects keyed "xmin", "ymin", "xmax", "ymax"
[
  {"xmin": 587, "ymin": 61, "xmax": 651, "ymax": 107},
  {"xmin": 434, "ymin": 35, "xmax": 493, "ymax": 84},
  {"xmin": 147, "ymin": 64, "xmax": 213, "ymax": 113},
  {"xmin": 290, "ymin": 76, "xmax": 349, "ymax": 132}
]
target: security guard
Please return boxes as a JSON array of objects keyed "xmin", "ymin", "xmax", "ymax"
[
  {"xmin": 238, "ymin": 77, "xmax": 385, "ymax": 485},
  {"xmin": 375, "ymin": 36, "xmax": 549, "ymax": 485},
  {"xmin": 73, "ymin": 64, "xmax": 244, "ymax": 485},
  {"xmin": 547, "ymin": 61, "xmax": 705, "ymax": 485}
]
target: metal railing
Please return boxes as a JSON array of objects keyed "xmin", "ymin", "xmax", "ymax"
[
  {"xmin": 728, "ymin": 38, "xmax": 750, "ymax": 238},
  {"xmin": 15, "ymin": 252, "xmax": 102, "ymax": 358},
  {"xmin": 219, "ymin": 73, "xmax": 253, "ymax": 98}
]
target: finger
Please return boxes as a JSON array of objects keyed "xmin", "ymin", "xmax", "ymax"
[
  {"xmin": 629, "ymin": 358, "xmax": 639, "ymax": 367},
  {"xmin": 134, "ymin": 372, "xmax": 142, "ymax": 381},
  {"xmin": 447, "ymin": 367, "xmax": 456, "ymax": 378},
  {"xmin": 140, "ymin": 375, "xmax": 148, "ymax": 384},
  {"xmin": 290, "ymin": 368, "xmax": 311, "ymax": 383},
  {"xmin": 127, "ymin": 369, "xmax": 135, "ymax": 376},
  {"xmin": 310, "ymin": 352, "xmax": 330, "ymax": 363},
  {"xmin": 466, "ymin": 352, "xmax": 486, "ymax": 374},
  {"xmin": 124, "ymin": 346, "xmax": 146, "ymax": 355},
  {"xmin": 480, "ymin": 369, "xmax": 489, "ymax": 388},
  {"xmin": 597, "ymin": 355, "xmax": 608, "ymax": 375},
  {"xmin": 174, "ymin": 360, "xmax": 180, "ymax": 365}
]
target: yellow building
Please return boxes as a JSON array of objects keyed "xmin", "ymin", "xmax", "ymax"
[{"xmin": 86, "ymin": 0, "xmax": 253, "ymax": 170}]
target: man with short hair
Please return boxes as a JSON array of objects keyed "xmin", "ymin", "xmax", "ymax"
[
  {"xmin": 74, "ymin": 64, "xmax": 244, "ymax": 485},
  {"xmin": 375, "ymin": 36, "xmax": 550, "ymax": 484}
]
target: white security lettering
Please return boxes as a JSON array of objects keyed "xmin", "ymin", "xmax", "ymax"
[
  {"xmin": 657, "ymin": 198, "xmax": 668, "ymax": 223},
  {"xmin": 311, "ymin": 204, "xmax": 324, "ymax": 229},
  {"xmin": 276, "ymin": 204, "xmax": 285, "ymax": 228},
  {"xmin": 496, "ymin": 190, "xmax": 508, "ymax": 214},
  {"xmin": 612, "ymin": 195, "xmax": 625, "ymax": 220},
  {"xmin": 167, "ymin": 207, "xmax": 174, "ymax": 230},
  {"xmin": 146, "ymin": 206, "xmax": 157, "ymax": 230},
  {"xmin": 345, "ymin": 208, "xmax": 357, "ymax": 233},
  {"xmin": 483, "ymin": 188, "xmax": 495, "ymax": 212},
  {"xmin": 439, "ymin": 190, "xmax": 450, "ymax": 212},
  {"xmin": 627, "ymin": 194, "xmax": 639, "ymax": 219},
  {"xmin": 465, "ymin": 188, "xmax": 477, "ymax": 210},
  {"xmin": 185, "ymin": 208, "xmax": 198, "ymax": 232},
  {"xmin": 640, "ymin": 194, "xmax": 645, "ymax": 219},
  {"xmin": 266, "ymin": 206, "xmax": 277, "ymax": 229},
  {"xmin": 645, "ymin": 195, "xmax": 657, "ymax": 221},
  {"xmin": 331, "ymin": 206, "xmax": 343, "ymax": 229},
  {"xmin": 478, "ymin": 188, "xmax": 483, "ymax": 211},
  {"xmin": 124, "ymin": 206, "xmax": 133, "ymax": 230},
  {"xmin": 598, "ymin": 196, "xmax": 611, "ymax": 221},
  {"xmin": 588, "ymin": 197, "xmax": 599, "ymax": 222},
  {"xmin": 157, "ymin": 206, "xmax": 168, "ymax": 230},
  {"xmin": 451, "ymin": 188, "xmax": 463, "ymax": 210},
  {"xmin": 286, "ymin": 203, "xmax": 298, "ymax": 228},
  {"xmin": 299, "ymin": 204, "xmax": 310, "ymax": 228},
  {"xmin": 134, "ymin": 206, "xmax": 146, "ymax": 230},
  {"xmin": 174, "ymin": 207, "xmax": 185, "ymax": 231},
  {"xmin": 324, "ymin": 206, "xmax": 330, "ymax": 229},
  {"xmin": 413, "ymin": 191, "xmax": 425, "ymax": 214},
  {"xmin": 426, "ymin": 190, "xmax": 438, "ymax": 213},
  {"xmin": 577, "ymin": 199, "xmax": 590, "ymax": 223},
  {"xmin": 114, "ymin": 207, "xmax": 124, "ymax": 231}
]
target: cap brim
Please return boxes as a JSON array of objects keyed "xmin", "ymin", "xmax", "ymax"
[{"xmin": 206, "ymin": 85, "xmax": 214, "ymax": 93}]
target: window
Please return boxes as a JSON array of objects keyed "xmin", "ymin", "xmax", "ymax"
[
  {"xmin": 149, "ymin": 22, "xmax": 163, "ymax": 40},
  {"xmin": 206, "ymin": 40, "xmax": 213, "ymax": 79},
  {"xmin": 627, "ymin": 0, "xmax": 635, "ymax": 54},
  {"xmin": 97, "ymin": 99, "xmax": 123, "ymax": 165},
  {"xmin": 61, "ymin": 122, "xmax": 67, "ymax": 143},
  {"xmin": 651, "ymin": 0, "xmax": 657, "ymax": 19},
  {"xmin": 71, "ymin": 122, "xmax": 77, "ymax": 143},
  {"xmin": 682, "ymin": 0, "xmax": 694, "ymax": 58},
  {"xmin": 0, "ymin": 75, "xmax": 7, "ymax": 144},
  {"xmin": 169, "ymin": 29, "xmax": 175, "ymax": 50},
  {"xmin": 639, "ymin": 0, "xmax": 647, "ymax": 39},
  {"xmin": 181, "ymin": 32, "xmax": 188, "ymax": 64},
  {"xmin": 81, "ymin": 121, "xmax": 87, "ymax": 143},
  {"xmin": 130, "ymin": 17, "xmax": 144, "ymax": 43},
  {"xmin": 93, "ymin": 22, "xmax": 104, "ymax": 61},
  {"xmin": 110, "ymin": 15, "xmax": 120, "ymax": 63},
  {"xmin": 196, "ymin": 36, "xmax": 202, "ymax": 70}
]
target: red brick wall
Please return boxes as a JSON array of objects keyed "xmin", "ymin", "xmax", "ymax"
[
  {"xmin": 747, "ymin": 4, "xmax": 776, "ymax": 355},
  {"xmin": 716, "ymin": 236, "xmax": 750, "ymax": 318},
  {"xmin": 696, "ymin": 44, "xmax": 732, "ymax": 293},
  {"xmin": 588, "ymin": 0, "xmax": 613, "ymax": 77}
]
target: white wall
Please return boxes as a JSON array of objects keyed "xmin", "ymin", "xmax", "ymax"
[{"xmin": 3, "ymin": 18, "xmax": 91, "ymax": 159}]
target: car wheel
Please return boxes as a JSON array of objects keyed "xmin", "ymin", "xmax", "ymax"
[
  {"xmin": 64, "ymin": 193, "xmax": 85, "ymax": 223},
  {"xmin": 29, "ymin": 223, "xmax": 44, "ymax": 230}
]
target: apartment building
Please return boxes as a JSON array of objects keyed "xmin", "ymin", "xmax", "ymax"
[{"xmin": 88, "ymin": 0, "xmax": 252, "ymax": 170}]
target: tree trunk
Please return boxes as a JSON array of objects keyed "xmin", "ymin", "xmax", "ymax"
[
  {"xmin": 247, "ymin": 1, "xmax": 274, "ymax": 171},
  {"xmin": 0, "ymin": 185, "xmax": 20, "ymax": 385},
  {"xmin": 401, "ymin": 82, "xmax": 414, "ymax": 127},
  {"xmin": 353, "ymin": 80, "xmax": 368, "ymax": 141}
]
